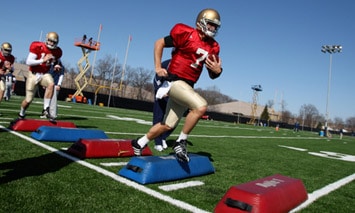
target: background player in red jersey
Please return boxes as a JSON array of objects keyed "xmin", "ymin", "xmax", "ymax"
[
  {"xmin": 0, "ymin": 42, "xmax": 16, "ymax": 115},
  {"xmin": 18, "ymin": 32, "xmax": 63, "ymax": 120},
  {"xmin": 132, "ymin": 8, "xmax": 223, "ymax": 162}
]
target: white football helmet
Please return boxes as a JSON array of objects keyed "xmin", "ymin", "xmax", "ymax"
[
  {"xmin": 1, "ymin": 42, "xmax": 12, "ymax": 56},
  {"xmin": 196, "ymin": 8, "xmax": 221, "ymax": 38},
  {"xmin": 45, "ymin": 32, "xmax": 59, "ymax": 49}
]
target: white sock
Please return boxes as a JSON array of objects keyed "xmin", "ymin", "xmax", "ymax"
[
  {"xmin": 44, "ymin": 99, "xmax": 51, "ymax": 109},
  {"xmin": 20, "ymin": 107, "xmax": 25, "ymax": 116},
  {"xmin": 177, "ymin": 132, "xmax": 188, "ymax": 142},
  {"xmin": 154, "ymin": 145, "xmax": 163, "ymax": 152},
  {"xmin": 162, "ymin": 140, "xmax": 167, "ymax": 149},
  {"xmin": 138, "ymin": 135, "xmax": 149, "ymax": 148}
]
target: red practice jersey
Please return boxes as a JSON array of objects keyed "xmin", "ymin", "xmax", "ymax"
[
  {"xmin": 169, "ymin": 23, "xmax": 220, "ymax": 83},
  {"xmin": 28, "ymin": 41, "xmax": 63, "ymax": 73},
  {"xmin": 0, "ymin": 52, "xmax": 15, "ymax": 68}
]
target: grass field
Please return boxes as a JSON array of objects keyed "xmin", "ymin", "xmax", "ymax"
[{"xmin": 1, "ymin": 95, "xmax": 354, "ymax": 213}]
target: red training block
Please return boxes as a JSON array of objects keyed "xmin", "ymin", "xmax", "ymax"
[
  {"xmin": 214, "ymin": 174, "xmax": 308, "ymax": 213},
  {"xmin": 9, "ymin": 119, "xmax": 76, "ymax": 132},
  {"xmin": 67, "ymin": 138, "xmax": 153, "ymax": 158}
]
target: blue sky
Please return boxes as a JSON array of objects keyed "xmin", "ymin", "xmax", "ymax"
[{"xmin": 3, "ymin": 0, "xmax": 355, "ymax": 121}]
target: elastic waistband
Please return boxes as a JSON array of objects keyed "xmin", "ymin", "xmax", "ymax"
[
  {"xmin": 31, "ymin": 72, "xmax": 45, "ymax": 75},
  {"xmin": 167, "ymin": 73, "xmax": 195, "ymax": 88}
]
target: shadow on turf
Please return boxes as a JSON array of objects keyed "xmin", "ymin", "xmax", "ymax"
[
  {"xmin": 166, "ymin": 139, "xmax": 194, "ymax": 147},
  {"xmin": 195, "ymin": 151, "xmax": 214, "ymax": 162},
  {"xmin": 166, "ymin": 139, "xmax": 214, "ymax": 162},
  {"xmin": 74, "ymin": 125, "xmax": 99, "ymax": 128},
  {"xmin": 57, "ymin": 116, "xmax": 88, "ymax": 121},
  {"xmin": 0, "ymin": 151, "xmax": 73, "ymax": 184},
  {"xmin": 58, "ymin": 117, "xmax": 99, "ymax": 128}
]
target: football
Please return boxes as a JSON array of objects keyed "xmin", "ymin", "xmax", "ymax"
[{"xmin": 207, "ymin": 54, "xmax": 220, "ymax": 62}]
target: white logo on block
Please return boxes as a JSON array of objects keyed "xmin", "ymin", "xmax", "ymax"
[{"xmin": 256, "ymin": 178, "xmax": 285, "ymax": 188}]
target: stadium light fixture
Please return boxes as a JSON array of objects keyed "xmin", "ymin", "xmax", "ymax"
[{"xmin": 321, "ymin": 45, "xmax": 342, "ymax": 131}]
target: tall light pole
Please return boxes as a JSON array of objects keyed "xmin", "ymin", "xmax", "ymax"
[{"xmin": 321, "ymin": 45, "xmax": 342, "ymax": 131}]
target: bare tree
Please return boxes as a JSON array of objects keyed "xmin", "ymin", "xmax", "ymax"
[
  {"xmin": 267, "ymin": 99, "xmax": 274, "ymax": 109},
  {"xmin": 196, "ymin": 86, "xmax": 234, "ymax": 105},
  {"xmin": 128, "ymin": 67, "xmax": 153, "ymax": 100},
  {"xmin": 119, "ymin": 65, "xmax": 134, "ymax": 97},
  {"xmin": 62, "ymin": 64, "xmax": 77, "ymax": 89},
  {"xmin": 95, "ymin": 55, "xmax": 117, "ymax": 82},
  {"xmin": 313, "ymin": 114, "xmax": 325, "ymax": 129},
  {"xmin": 280, "ymin": 100, "xmax": 287, "ymax": 113},
  {"xmin": 299, "ymin": 104, "xmax": 319, "ymax": 128},
  {"xmin": 91, "ymin": 54, "xmax": 121, "ymax": 94},
  {"xmin": 333, "ymin": 117, "xmax": 344, "ymax": 130},
  {"xmin": 345, "ymin": 117, "xmax": 355, "ymax": 132},
  {"xmin": 277, "ymin": 99, "xmax": 292, "ymax": 123},
  {"xmin": 281, "ymin": 110, "xmax": 293, "ymax": 124}
]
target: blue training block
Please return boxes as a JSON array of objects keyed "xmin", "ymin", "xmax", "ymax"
[
  {"xmin": 30, "ymin": 126, "xmax": 108, "ymax": 142},
  {"xmin": 118, "ymin": 154, "xmax": 215, "ymax": 184}
]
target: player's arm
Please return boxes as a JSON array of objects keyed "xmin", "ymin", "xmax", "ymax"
[
  {"xmin": 206, "ymin": 55, "xmax": 222, "ymax": 79},
  {"xmin": 154, "ymin": 36, "xmax": 173, "ymax": 78},
  {"xmin": 53, "ymin": 59, "xmax": 63, "ymax": 71},
  {"xmin": 26, "ymin": 52, "xmax": 43, "ymax": 66},
  {"xmin": 26, "ymin": 52, "xmax": 53, "ymax": 66},
  {"xmin": 57, "ymin": 64, "xmax": 65, "ymax": 87},
  {"xmin": 2, "ymin": 61, "xmax": 12, "ymax": 72}
]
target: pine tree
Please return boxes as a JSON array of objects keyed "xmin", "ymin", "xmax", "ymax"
[{"xmin": 260, "ymin": 105, "xmax": 270, "ymax": 123}]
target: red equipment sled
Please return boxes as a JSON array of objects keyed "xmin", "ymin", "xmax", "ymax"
[
  {"xmin": 9, "ymin": 118, "xmax": 76, "ymax": 132},
  {"xmin": 67, "ymin": 138, "xmax": 153, "ymax": 158},
  {"xmin": 214, "ymin": 174, "xmax": 308, "ymax": 213}
]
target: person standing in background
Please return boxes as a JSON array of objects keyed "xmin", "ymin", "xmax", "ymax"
[
  {"xmin": 40, "ymin": 62, "xmax": 64, "ymax": 119},
  {"xmin": 4, "ymin": 69, "xmax": 16, "ymax": 101},
  {"xmin": 153, "ymin": 59, "xmax": 173, "ymax": 151}
]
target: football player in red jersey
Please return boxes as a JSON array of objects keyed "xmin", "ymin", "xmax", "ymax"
[
  {"xmin": 0, "ymin": 42, "xmax": 15, "ymax": 110},
  {"xmin": 18, "ymin": 32, "xmax": 63, "ymax": 120},
  {"xmin": 132, "ymin": 8, "xmax": 223, "ymax": 162}
]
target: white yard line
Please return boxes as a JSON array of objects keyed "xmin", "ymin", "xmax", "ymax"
[
  {"xmin": 106, "ymin": 131, "xmax": 322, "ymax": 140},
  {"xmin": 159, "ymin": 181, "xmax": 205, "ymax": 191},
  {"xmin": 279, "ymin": 145, "xmax": 355, "ymax": 211},
  {"xmin": 3, "ymin": 124, "xmax": 353, "ymax": 212},
  {"xmin": 290, "ymin": 173, "xmax": 355, "ymax": 212},
  {"xmin": 100, "ymin": 162, "xmax": 128, "ymax": 167},
  {"xmin": 278, "ymin": 145, "xmax": 308, "ymax": 151},
  {"xmin": 1, "ymin": 125, "xmax": 209, "ymax": 213}
]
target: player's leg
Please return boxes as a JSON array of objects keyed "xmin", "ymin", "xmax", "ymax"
[
  {"xmin": 153, "ymin": 97, "xmax": 169, "ymax": 151},
  {"xmin": 0, "ymin": 81, "xmax": 4, "ymax": 103},
  {"xmin": 168, "ymin": 80, "xmax": 207, "ymax": 162},
  {"xmin": 49, "ymin": 88, "xmax": 58, "ymax": 118},
  {"xmin": 40, "ymin": 74, "xmax": 55, "ymax": 120},
  {"xmin": 19, "ymin": 73, "xmax": 37, "ymax": 118},
  {"xmin": 131, "ymin": 123, "xmax": 172, "ymax": 156},
  {"xmin": 4, "ymin": 83, "xmax": 9, "ymax": 101}
]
